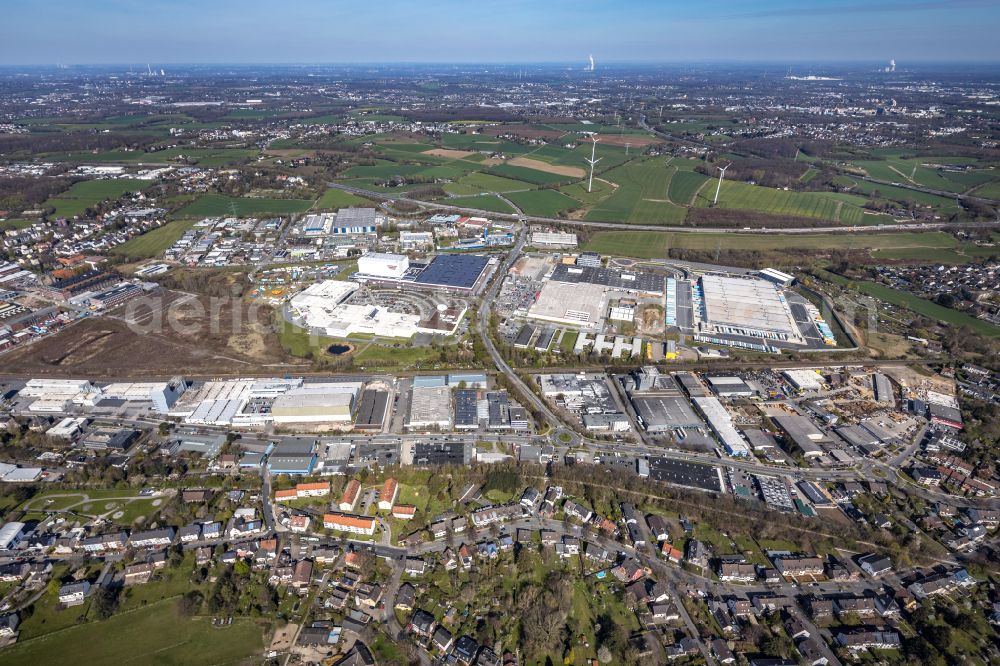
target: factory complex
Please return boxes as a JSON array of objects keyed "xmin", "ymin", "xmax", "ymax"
[
  {"xmin": 286, "ymin": 278, "xmax": 467, "ymax": 339},
  {"xmin": 353, "ymin": 252, "xmax": 495, "ymax": 294}
]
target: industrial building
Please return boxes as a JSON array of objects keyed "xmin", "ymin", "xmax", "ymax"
[
  {"xmin": 527, "ymin": 280, "xmax": 608, "ymax": 329},
  {"xmin": 696, "ymin": 274, "xmax": 799, "ymax": 342},
  {"xmin": 354, "ymin": 389, "xmax": 389, "ymax": 431},
  {"xmin": 267, "ymin": 441, "xmax": 318, "ymax": 475},
  {"xmin": 358, "ymin": 253, "xmax": 410, "ymax": 279},
  {"xmin": 773, "ymin": 415, "xmax": 827, "ymax": 458},
  {"xmin": 690, "ymin": 397, "xmax": 751, "ymax": 457},
  {"xmin": 872, "ymin": 373, "xmax": 894, "ymax": 405},
  {"xmin": 354, "ymin": 253, "xmax": 492, "ymax": 294},
  {"xmin": 100, "ymin": 377, "xmax": 187, "ymax": 413},
  {"xmin": 530, "ymin": 231, "xmax": 578, "ymax": 248},
  {"xmin": 623, "ymin": 368, "xmax": 703, "ymax": 435},
  {"xmin": 757, "ymin": 267, "xmax": 796, "ymax": 287},
  {"xmin": 783, "ymin": 369, "xmax": 825, "ymax": 392},
  {"xmin": 407, "ymin": 386, "xmax": 452, "ymax": 430},
  {"xmin": 271, "ymin": 390, "xmax": 354, "ymax": 424},
  {"xmin": 705, "ymin": 376, "xmax": 755, "ymax": 398},
  {"xmin": 548, "ymin": 263, "xmax": 664, "ymax": 296}
]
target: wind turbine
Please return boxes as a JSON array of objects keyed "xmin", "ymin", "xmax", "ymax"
[
  {"xmin": 713, "ymin": 163, "xmax": 731, "ymax": 206},
  {"xmin": 585, "ymin": 136, "xmax": 602, "ymax": 193}
]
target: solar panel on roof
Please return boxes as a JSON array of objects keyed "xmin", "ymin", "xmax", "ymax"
[{"xmin": 414, "ymin": 255, "xmax": 490, "ymax": 289}]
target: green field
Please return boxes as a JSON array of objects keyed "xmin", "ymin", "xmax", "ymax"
[
  {"xmin": 585, "ymin": 159, "xmax": 688, "ymax": 224},
  {"xmin": 113, "ymin": 219, "xmax": 198, "ymax": 258},
  {"xmin": 313, "ymin": 188, "xmax": 372, "ymax": 210},
  {"xmin": 443, "ymin": 172, "xmax": 534, "ymax": 196},
  {"xmin": 443, "ymin": 194, "xmax": 517, "ymax": 214},
  {"xmin": 581, "ymin": 231, "xmax": 670, "ymax": 259},
  {"xmin": 485, "ymin": 164, "xmax": 571, "ymax": 185},
  {"xmin": 971, "ymin": 180, "xmax": 1000, "ymax": 200},
  {"xmin": 833, "ymin": 175, "xmax": 961, "ymax": 210},
  {"xmin": 558, "ymin": 178, "xmax": 617, "ymax": 206},
  {"xmin": 0, "ymin": 219, "xmax": 36, "ymax": 231},
  {"xmin": 818, "ymin": 270, "xmax": 1000, "ymax": 338},
  {"xmin": 694, "ymin": 179, "xmax": 868, "ymax": 223},
  {"xmin": 48, "ymin": 147, "xmax": 258, "ymax": 167},
  {"xmin": 668, "ymin": 170, "xmax": 711, "ymax": 205},
  {"xmin": 44, "ymin": 178, "xmax": 150, "ymax": 218},
  {"xmin": 0, "ymin": 599, "xmax": 264, "ymax": 666},
  {"xmin": 174, "ymin": 195, "xmax": 313, "ymax": 218},
  {"xmin": 506, "ymin": 189, "xmax": 580, "ymax": 217},
  {"xmin": 581, "ymin": 230, "xmax": 980, "ymax": 259},
  {"xmin": 853, "ymin": 156, "xmax": 999, "ymax": 195}
]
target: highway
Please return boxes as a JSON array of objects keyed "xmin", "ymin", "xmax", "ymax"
[{"xmin": 325, "ymin": 182, "xmax": 1000, "ymax": 235}]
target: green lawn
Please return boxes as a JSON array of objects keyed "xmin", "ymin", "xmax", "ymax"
[
  {"xmin": 0, "ymin": 598, "xmax": 264, "ymax": 666},
  {"xmin": 113, "ymin": 218, "xmax": 198, "ymax": 258},
  {"xmin": 174, "ymin": 194, "xmax": 313, "ymax": 218}
]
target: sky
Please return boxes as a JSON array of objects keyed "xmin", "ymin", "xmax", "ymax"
[{"xmin": 2, "ymin": 0, "xmax": 999, "ymax": 65}]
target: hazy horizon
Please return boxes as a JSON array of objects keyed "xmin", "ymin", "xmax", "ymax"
[{"xmin": 3, "ymin": 0, "xmax": 999, "ymax": 66}]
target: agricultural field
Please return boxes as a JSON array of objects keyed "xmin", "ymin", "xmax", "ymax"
[
  {"xmin": 851, "ymin": 155, "xmax": 1000, "ymax": 194},
  {"xmin": 558, "ymin": 178, "xmax": 617, "ymax": 206},
  {"xmin": 485, "ymin": 163, "xmax": 572, "ymax": 185},
  {"xmin": 694, "ymin": 179, "xmax": 868, "ymax": 223},
  {"xmin": 668, "ymin": 170, "xmax": 711, "ymax": 205},
  {"xmin": 313, "ymin": 188, "xmax": 373, "ymax": 210},
  {"xmin": 506, "ymin": 189, "xmax": 580, "ymax": 217},
  {"xmin": 585, "ymin": 159, "xmax": 688, "ymax": 225},
  {"xmin": 174, "ymin": 194, "xmax": 313, "ymax": 218},
  {"xmin": 443, "ymin": 194, "xmax": 517, "ymax": 214},
  {"xmin": 442, "ymin": 172, "xmax": 534, "ymax": 196},
  {"xmin": 43, "ymin": 178, "xmax": 150, "ymax": 218},
  {"xmin": 832, "ymin": 175, "xmax": 962, "ymax": 211},
  {"xmin": 46, "ymin": 147, "xmax": 258, "ymax": 166},
  {"xmin": 581, "ymin": 230, "xmax": 984, "ymax": 260},
  {"xmin": 971, "ymin": 180, "xmax": 1000, "ymax": 200},
  {"xmin": 581, "ymin": 231, "xmax": 670, "ymax": 259}
]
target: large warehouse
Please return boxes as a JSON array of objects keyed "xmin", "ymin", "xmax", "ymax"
[
  {"xmin": 549, "ymin": 263, "xmax": 664, "ymax": 297},
  {"xmin": 271, "ymin": 391, "xmax": 354, "ymax": 424},
  {"xmin": 287, "ymin": 279, "xmax": 466, "ymax": 339},
  {"xmin": 697, "ymin": 274, "xmax": 800, "ymax": 342},
  {"xmin": 526, "ymin": 281, "xmax": 609, "ymax": 329},
  {"xmin": 354, "ymin": 253, "xmax": 492, "ymax": 294},
  {"xmin": 358, "ymin": 253, "xmax": 411, "ymax": 279},
  {"xmin": 407, "ymin": 385, "xmax": 452, "ymax": 430}
]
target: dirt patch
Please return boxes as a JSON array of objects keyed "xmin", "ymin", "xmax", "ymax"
[
  {"xmin": 422, "ymin": 148, "xmax": 476, "ymax": 159},
  {"xmin": 576, "ymin": 134, "xmax": 663, "ymax": 148},
  {"xmin": 638, "ymin": 304, "xmax": 665, "ymax": 337},
  {"xmin": 478, "ymin": 158, "xmax": 504, "ymax": 166},
  {"xmin": 507, "ymin": 157, "xmax": 586, "ymax": 178},
  {"xmin": 1, "ymin": 290, "xmax": 306, "ymax": 377}
]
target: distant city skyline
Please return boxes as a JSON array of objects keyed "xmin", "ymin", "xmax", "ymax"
[{"xmin": 2, "ymin": 0, "xmax": 999, "ymax": 66}]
